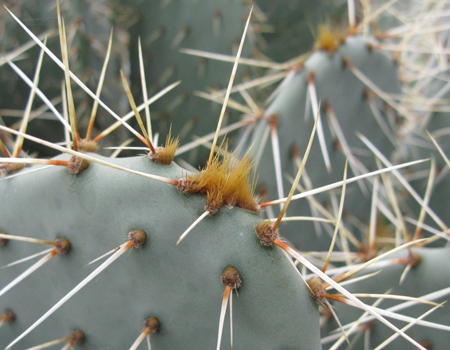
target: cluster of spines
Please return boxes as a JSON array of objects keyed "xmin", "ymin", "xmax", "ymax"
[
  {"xmin": 2, "ymin": 1, "xmax": 450, "ymax": 348},
  {"xmin": 183, "ymin": 2, "xmax": 450, "ymax": 348},
  {"xmin": 0, "ymin": 6, "xmax": 313, "ymax": 349}
]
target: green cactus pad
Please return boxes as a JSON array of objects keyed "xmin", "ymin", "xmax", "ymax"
[
  {"xmin": 323, "ymin": 247, "xmax": 450, "ymax": 349},
  {"xmin": 243, "ymin": 35, "xmax": 401, "ymax": 251},
  {"xmin": 0, "ymin": 154, "xmax": 321, "ymax": 349}
]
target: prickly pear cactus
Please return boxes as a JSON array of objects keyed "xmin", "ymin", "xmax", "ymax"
[
  {"xmin": 2, "ymin": 1, "xmax": 450, "ymax": 349},
  {"xmin": 323, "ymin": 247, "xmax": 450, "ymax": 349},
  {"xmin": 241, "ymin": 33, "xmax": 401, "ymax": 250},
  {"xmin": 252, "ymin": 0, "xmax": 334, "ymax": 61},
  {"xmin": 123, "ymin": 0, "xmax": 253, "ymax": 161},
  {"xmin": 0, "ymin": 0, "xmax": 127, "ymax": 156},
  {"xmin": 0, "ymin": 154, "xmax": 321, "ymax": 349}
]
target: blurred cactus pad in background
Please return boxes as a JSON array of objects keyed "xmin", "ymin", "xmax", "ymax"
[{"xmin": 1, "ymin": 0, "xmax": 450, "ymax": 349}]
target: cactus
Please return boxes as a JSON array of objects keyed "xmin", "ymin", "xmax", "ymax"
[
  {"xmin": 0, "ymin": 152, "xmax": 324, "ymax": 349},
  {"xmin": 237, "ymin": 31, "xmax": 401, "ymax": 251},
  {"xmin": 2, "ymin": 1, "xmax": 450, "ymax": 350},
  {"xmin": 121, "ymin": 0, "xmax": 255, "ymax": 165},
  {"xmin": 0, "ymin": 4, "xmax": 324, "ymax": 349},
  {"xmin": 322, "ymin": 247, "xmax": 450, "ymax": 349},
  {"xmin": 0, "ymin": 0, "xmax": 123, "ymax": 149}
]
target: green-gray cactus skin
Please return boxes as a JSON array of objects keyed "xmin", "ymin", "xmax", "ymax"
[
  {"xmin": 252, "ymin": 0, "xmax": 336, "ymax": 62},
  {"xmin": 241, "ymin": 35, "xmax": 401, "ymax": 251},
  {"xmin": 323, "ymin": 247, "xmax": 450, "ymax": 349},
  {"xmin": 3, "ymin": 1, "xmax": 450, "ymax": 349},
  {"xmin": 0, "ymin": 154, "xmax": 321, "ymax": 349},
  {"xmin": 122, "ymin": 0, "xmax": 253, "ymax": 164},
  {"xmin": 1, "ymin": 0, "xmax": 254, "ymax": 164},
  {"xmin": 0, "ymin": 0, "xmax": 127, "ymax": 156}
]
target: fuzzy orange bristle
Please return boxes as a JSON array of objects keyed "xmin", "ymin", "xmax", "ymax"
[
  {"xmin": 307, "ymin": 277, "xmax": 326, "ymax": 305},
  {"xmin": 67, "ymin": 156, "xmax": 90, "ymax": 174},
  {"xmin": 206, "ymin": 186, "xmax": 224, "ymax": 214},
  {"xmin": 178, "ymin": 145, "xmax": 259, "ymax": 213},
  {"xmin": 3, "ymin": 163, "xmax": 24, "ymax": 174},
  {"xmin": 78, "ymin": 139, "xmax": 99, "ymax": 153},
  {"xmin": 149, "ymin": 129, "xmax": 179, "ymax": 165},
  {"xmin": 315, "ymin": 25, "xmax": 346, "ymax": 54}
]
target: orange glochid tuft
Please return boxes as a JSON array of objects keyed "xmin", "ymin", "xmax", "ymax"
[
  {"xmin": 407, "ymin": 251, "xmax": 422, "ymax": 268},
  {"xmin": 177, "ymin": 145, "xmax": 259, "ymax": 214},
  {"xmin": 307, "ymin": 277, "xmax": 326, "ymax": 305},
  {"xmin": 78, "ymin": 139, "xmax": 99, "ymax": 153},
  {"xmin": 3, "ymin": 163, "xmax": 24, "ymax": 174},
  {"xmin": 128, "ymin": 230, "xmax": 147, "ymax": 248},
  {"xmin": 67, "ymin": 155, "xmax": 90, "ymax": 174},
  {"xmin": 315, "ymin": 24, "xmax": 346, "ymax": 54},
  {"xmin": 0, "ymin": 309, "xmax": 16, "ymax": 324},
  {"xmin": 55, "ymin": 238, "xmax": 71, "ymax": 255},
  {"xmin": 144, "ymin": 316, "xmax": 160, "ymax": 334},
  {"xmin": 221, "ymin": 267, "xmax": 241, "ymax": 290},
  {"xmin": 149, "ymin": 129, "xmax": 179, "ymax": 165},
  {"xmin": 255, "ymin": 221, "xmax": 278, "ymax": 246},
  {"xmin": 70, "ymin": 330, "xmax": 85, "ymax": 344}
]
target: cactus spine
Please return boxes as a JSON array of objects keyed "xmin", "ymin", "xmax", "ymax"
[{"xmin": 2, "ymin": 1, "xmax": 450, "ymax": 349}]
